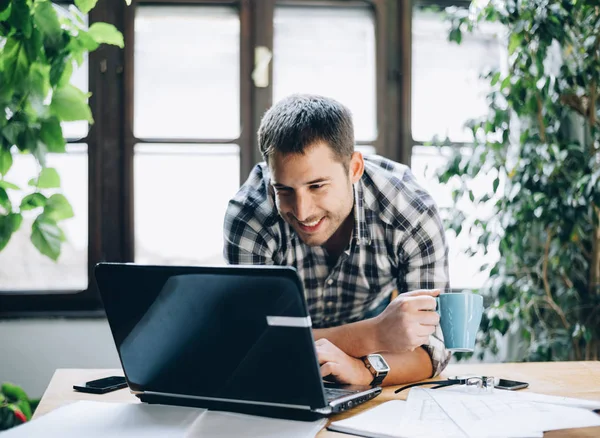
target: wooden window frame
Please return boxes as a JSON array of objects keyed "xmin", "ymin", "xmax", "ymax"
[{"xmin": 0, "ymin": 0, "xmax": 404, "ymax": 317}]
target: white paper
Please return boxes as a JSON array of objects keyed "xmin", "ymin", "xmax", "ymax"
[
  {"xmin": 188, "ymin": 410, "xmax": 326, "ymax": 438},
  {"xmin": 484, "ymin": 387, "xmax": 600, "ymax": 410},
  {"xmin": 423, "ymin": 387, "xmax": 600, "ymax": 437},
  {"xmin": 329, "ymin": 400, "xmax": 466, "ymax": 438},
  {"xmin": 2, "ymin": 401, "xmax": 206, "ymax": 438},
  {"xmin": 329, "ymin": 388, "xmax": 600, "ymax": 438},
  {"xmin": 416, "ymin": 388, "xmax": 543, "ymax": 437},
  {"xmin": 2, "ymin": 401, "xmax": 326, "ymax": 438}
]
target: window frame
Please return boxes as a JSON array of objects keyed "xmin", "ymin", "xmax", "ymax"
[{"xmin": 0, "ymin": 0, "xmax": 403, "ymax": 317}]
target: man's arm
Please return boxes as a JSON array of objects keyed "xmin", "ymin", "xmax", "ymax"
[{"xmin": 315, "ymin": 339, "xmax": 433, "ymax": 386}]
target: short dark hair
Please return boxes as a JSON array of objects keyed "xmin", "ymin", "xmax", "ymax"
[{"xmin": 258, "ymin": 94, "xmax": 355, "ymax": 168}]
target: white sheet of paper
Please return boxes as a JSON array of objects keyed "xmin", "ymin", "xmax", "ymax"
[
  {"xmin": 425, "ymin": 387, "xmax": 600, "ymax": 436},
  {"xmin": 2, "ymin": 401, "xmax": 327, "ymax": 438},
  {"xmin": 409, "ymin": 389, "xmax": 542, "ymax": 438},
  {"xmin": 188, "ymin": 410, "xmax": 326, "ymax": 438},
  {"xmin": 329, "ymin": 399, "xmax": 467, "ymax": 438},
  {"xmin": 484, "ymin": 387, "xmax": 600, "ymax": 410},
  {"xmin": 2, "ymin": 401, "xmax": 206, "ymax": 438}
]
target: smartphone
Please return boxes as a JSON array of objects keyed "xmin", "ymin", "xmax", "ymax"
[
  {"xmin": 73, "ymin": 376, "xmax": 128, "ymax": 394},
  {"xmin": 495, "ymin": 378, "xmax": 529, "ymax": 390}
]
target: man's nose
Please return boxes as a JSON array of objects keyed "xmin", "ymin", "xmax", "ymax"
[{"xmin": 293, "ymin": 193, "xmax": 312, "ymax": 222}]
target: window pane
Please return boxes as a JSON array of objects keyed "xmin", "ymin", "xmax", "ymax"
[
  {"xmin": 273, "ymin": 6, "xmax": 377, "ymax": 142},
  {"xmin": 134, "ymin": 6, "xmax": 240, "ymax": 139},
  {"xmin": 134, "ymin": 144, "xmax": 240, "ymax": 265},
  {"xmin": 411, "ymin": 145, "xmax": 499, "ymax": 289},
  {"xmin": 412, "ymin": 9, "xmax": 505, "ymax": 143},
  {"xmin": 0, "ymin": 145, "xmax": 88, "ymax": 291}
]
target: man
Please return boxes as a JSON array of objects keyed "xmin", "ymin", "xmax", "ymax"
[{"xmin": 223, "ymin": 94, "xmax": 450, "ymax": 386}]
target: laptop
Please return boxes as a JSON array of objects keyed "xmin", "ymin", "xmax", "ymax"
[{"xmin": 94, "ymin": 263, "xmax": 381, "ymax": 420}]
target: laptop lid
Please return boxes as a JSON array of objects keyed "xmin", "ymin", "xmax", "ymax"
[{"xmin": 95, "ymin": 263, "xmax": 329, "ymax": 411}]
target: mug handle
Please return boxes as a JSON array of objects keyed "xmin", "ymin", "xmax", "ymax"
[{"xmin": 435, "ymin": 297, "xmax": 440, "ymax": 315}]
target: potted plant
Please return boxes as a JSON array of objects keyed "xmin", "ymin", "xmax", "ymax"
[
  {"xmin": 435, "ymin": 0, "xmax": 600, "ymax": 360},
  {"xmin": 0, "ymin": 382, "xmax": 38, "ymax": 430},
  {"xmin": 0, "ymin": 0, "xmax": 123, "ymax": 260}
]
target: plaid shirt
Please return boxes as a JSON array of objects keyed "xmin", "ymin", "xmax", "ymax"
[{"xmin": 223, "ymin": 154, "xmax": 451, "ymax": 376}]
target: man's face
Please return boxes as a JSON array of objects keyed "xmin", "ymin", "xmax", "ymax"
[{"xmin": 269, "ymin": 142, "xmax": 363, "ymax": 247}]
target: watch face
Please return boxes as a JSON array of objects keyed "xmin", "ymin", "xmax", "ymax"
[{"xmin": 369, "ymin": 355, "xmax": 389, "ymax": 372}]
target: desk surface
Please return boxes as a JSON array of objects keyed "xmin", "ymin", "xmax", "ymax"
[{"xmin": 33, "ymin": 361, "xmax": 600, "ymax": 437}]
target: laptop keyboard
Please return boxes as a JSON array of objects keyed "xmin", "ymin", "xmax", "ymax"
[{"xmin": 324, "ymin": 387, "xmax": 359, "ymax": 402}]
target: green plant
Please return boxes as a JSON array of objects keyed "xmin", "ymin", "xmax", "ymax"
[
  {"xmin": 0, "ymin": 0, "xmax": 123, "ymax": 260},
  {"xmin": 0, "ymin": 382, "xmax": 38, "ymax": 430},
  {"xmin": 436, "ymin": 0, "xmax": 600, "ymax": 361}
]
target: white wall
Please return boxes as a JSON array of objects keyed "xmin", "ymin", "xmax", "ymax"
[{"xmin": 0, "ymin": 319, "xmax": 120, "ymax": 398}]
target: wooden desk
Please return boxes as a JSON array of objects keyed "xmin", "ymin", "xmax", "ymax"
[{"xmin": 33, "ymin": 362, "xmax": 600, "ymax": 437}]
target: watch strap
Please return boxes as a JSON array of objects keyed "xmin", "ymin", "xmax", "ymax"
[{"xmin": 362, "ymin": 355, "xmax": 388, "ymax": 387}]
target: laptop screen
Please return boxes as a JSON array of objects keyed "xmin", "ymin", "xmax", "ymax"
[{"xmin": 95, "ymin": 264, "xmax": 327, "ymax": 409}]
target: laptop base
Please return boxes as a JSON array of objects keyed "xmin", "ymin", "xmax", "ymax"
[{"xmin": 138, "ymin": 393, "xmax": 328, "ymax": 421}]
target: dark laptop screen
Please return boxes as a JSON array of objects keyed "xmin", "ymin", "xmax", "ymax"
[{"xmin": 95, "ymin": 264, "xmax": 327, "ymax": 409}]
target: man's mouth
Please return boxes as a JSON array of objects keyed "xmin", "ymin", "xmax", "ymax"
[{"xmin": 297, "ymin": 217, "xmax": 325, "ymax": 233}]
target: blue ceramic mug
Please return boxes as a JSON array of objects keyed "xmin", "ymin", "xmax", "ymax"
[{"xmin": 436, "ymin": 293, "xmax": 484, "ymax": 352}]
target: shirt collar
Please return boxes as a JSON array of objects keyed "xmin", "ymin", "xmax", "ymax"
[{"xmin": 352, "ymin": 179, "xmax": 372, "ymax": 246}]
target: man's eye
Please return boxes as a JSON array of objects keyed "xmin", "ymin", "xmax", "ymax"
[
  {"xmin": 310, "ymin": 184, "xmax": 324, "ymax": 190},
  {"xmin": 275, "ymin": 188, "xmax": 292, "ymax": 196}
]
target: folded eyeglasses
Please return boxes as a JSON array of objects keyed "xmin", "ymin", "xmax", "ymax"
[{"xmin": 394, "ymin": 376, "xmax": 495, "ymax": 394}]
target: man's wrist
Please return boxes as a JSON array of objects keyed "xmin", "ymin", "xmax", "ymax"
[
  {"xmin": 354, "ymin": 317, "xmax": 381, "ymax": 355},
  {"xmin": 356, "ymin": 357, "xmax": 375, "ymax": 386}
]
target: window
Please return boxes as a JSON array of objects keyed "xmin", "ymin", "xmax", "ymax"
[
  {"xmin": 133, "ymin": 5, "xmax": 241, "ymax": 266},
  {"xmin": 410, "ymin": 5, "xmax": 506, "ymax": 289},
  {"xmin": 1, "ymin": 0, "xmax": 500, "ymax": 314},
  {"xmin": 1, "ymin": 0, "xmax": 396, "ymax": 315}
]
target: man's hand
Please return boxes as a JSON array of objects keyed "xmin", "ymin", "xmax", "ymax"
[
  {"xmin": 315, "ymin": 339, "xmax": 373, "ymax": 386},
  {"xmin": 373, "ymin": 289, "xmax": 440, "ymax": 353}
]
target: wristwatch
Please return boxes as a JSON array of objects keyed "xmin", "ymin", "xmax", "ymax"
[{"xmin": 361, "ymin": 354, "xmax": 390, "ymax": 386}]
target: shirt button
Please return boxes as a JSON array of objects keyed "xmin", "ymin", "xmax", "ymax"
[
  {"xmin": 326, "ymin": 278, "xmax": 334, "ymax": 286},
  {"xmin": 326, "ymin": 301, "xmax": 334, "ymax": 307}
]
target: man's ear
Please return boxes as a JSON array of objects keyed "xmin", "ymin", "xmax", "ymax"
[{"xmin": 349, "ymin": 151, "xmax": 364, "ymax": 184}]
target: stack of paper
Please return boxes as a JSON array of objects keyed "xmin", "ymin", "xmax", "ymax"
[
  {"xmin": 2, "ymin": 401, "xmax": 327, "ymax": 438},
  {"xmin": 329, "ymin": 387, "xmax": 600, "ymax": 438}
]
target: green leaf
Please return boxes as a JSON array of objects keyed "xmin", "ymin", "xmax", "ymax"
[
  {"xmin": 449, "ymin": 27, "xmax": 462, "ymax": 44},
  {"xmin": 45, "ymin": 193, "xmax": 74, "ymax": 221},
  {"xmin": 0, "ymin": 181, "xmax": 20, "ymax": 190},
  {"xmin": 0, "ymin": 3, "xmax": 11, "ymax": 21},
  {"xmin": 0, "ymin": 0, "xmax": 10, "ymax": 14},
  {"xmin": 74, "ymin": 0, "xmax": 98, "ymax": 15},
  {"xmin": 1, "ymin": 383, "xmax": 29, "ymax": 403},
  {"xmin": 3, "ymin": 39, "xmax": 30, "ymax": 88},
  {"xmin": 31, "ymin": 140, "xmax": 48, "ymax": 168},
  {"xmin": 33, "ymin": 0, "xmax": 62, "ymax": 50},
  {"xmin": 493, "ymin": 177, "xmax": 500, "ymax": 193},
  {"xmin": 27, "ymin": 62, "xmax": 51, "ymax": 103},
  {"xmin": 29, "ymin": 167, "xmax": 61, "ymax": 189},
  {"xmin": 0, "ymin": 213, "xmax": 23, "ymax": 251},
  {"xmin": 20, "ymin": 193, "xmax": 47, "ymax": 211},
  {"xmin": 0, "ymin": 187, "xmax": 10, "ymax": 211},
  {"xmin": 88, "ymin": 22, "xmax": 124, "ymax": 48},
  {"xmin": 0, "ymin": 146, "xmax": 13, "ymax": 176},
  {"xmin": 39, "ymin": 118, "xmax": 66, "ymax": 153},
  {"xmin": 2, "ymin": 121, "xmax": 25, "ymax": 145},
  {"xmin": 8, "ymin": 0, "xmax": 32, "ymax": 38},
  {"xmin": 31, "ymin": 215, "xmax": 65, "ymax": 261},
  {"xmin": 508, "ymin": 33, "xmax": 521, "ymax": 54},
  {"xmin": 57, "ymin": 59, "xmax": 73, "ymax": 88},
  {"xmin": 50, "ymin": 84, "xmax": 93, "ymax": 123}
]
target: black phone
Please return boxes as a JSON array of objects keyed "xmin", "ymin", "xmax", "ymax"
[
  {"xmin": 73, "ymin": 376, "xmax": 128, "ymax": 394},
  {"xmin": 495, "ymin": 378, "xmax": 529, "ymax": 390}
]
